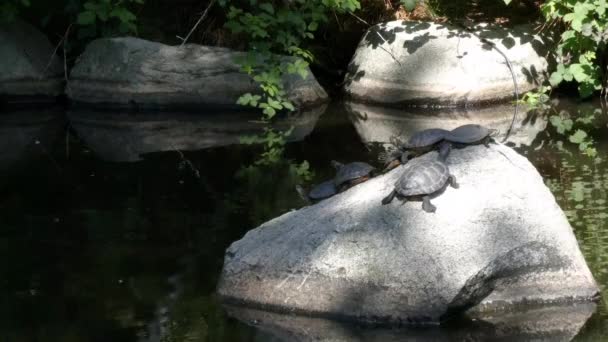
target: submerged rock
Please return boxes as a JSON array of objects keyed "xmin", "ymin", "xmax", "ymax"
[
  {"xmin": 217, "ymin": 144, "xmax": 598, "ymax": 324},
  {"xmin": 67, "ymin": 37, "xmax": 328, "ymax": 109},
  {"xmin": 344, "ymin": 22, "xmax": 549, "ymax": 107},
  {"xmin": 0, "ymin": 20, "xmax": 64, "ymax": 101}
]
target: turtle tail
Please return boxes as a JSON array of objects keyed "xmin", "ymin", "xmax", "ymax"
[{"xmin": 381, "ymin": 190, "xmax": 397, "ymax": 205}]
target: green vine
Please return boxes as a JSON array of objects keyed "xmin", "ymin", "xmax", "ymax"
[
  {"xmin": 541, "ymin": 0, "xmax": 608, "ymax": 98},
  {"xmin": 221, "ymin": 0, "xmax": 360, "ymax": 172}
]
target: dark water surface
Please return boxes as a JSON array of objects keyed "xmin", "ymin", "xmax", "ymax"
[{"xmin": 1, "ymin": 100, "xmax": 607, "ymax": 341}]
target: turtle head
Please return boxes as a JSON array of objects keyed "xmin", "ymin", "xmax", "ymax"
[
  {"xmin": 438, "ymin": 141, "xmax": 452, "ymax": 160},
  {"xmin": 295, "ymin": 185, "xmax": 309, "ymax": 202},
  {"xmin": 330, "ymin": 160, "xmax": 343, "ymax": 170},
  {"xmin": 489, "ymin": 128, "xmax": 500, "ymax": 137}
]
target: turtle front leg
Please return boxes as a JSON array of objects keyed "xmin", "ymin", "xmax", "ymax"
[
  {"xmin": 483, "ymin": 136, "xmax": 491, "ymax": 147},
  {"xmin": 422, "ymin": 196, "xmax": 436, "ymax": 213},
  {"xmin": 399, "ymin": 151, "xmax": 411, "ymax": 164},
  {"xmin": 448, "ymin": 174, "xmax": 459, "ymax": 188}
]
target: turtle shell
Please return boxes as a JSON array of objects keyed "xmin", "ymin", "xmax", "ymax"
[
  {"xmin": 334, "ymin": 162, "xmax": 375, "ymax": 186},
  {"xmin": 395, "ymin": 158, "xmax": 449, "ymax": 196},
  {"xmin": 445, "ymin": 124, "xmax": 494, "ymax": 144},
  {"xmin": 308, "ymin": 180, "xmax": 337, "ymax": 200},
  {"xmin": 406, "ymin": 128, "xmax": 449, "ymax": 149}
]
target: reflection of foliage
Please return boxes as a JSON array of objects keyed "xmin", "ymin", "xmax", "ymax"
[
  {"xmin": 548, "ymin": 106, "xmax": 602, "ymax": 157},
  {"xmin": 236, "ymin": 159, "xmax": 311, "ymax": 225},
  {"xmin": 535, "ymin": 147, "xmax": 608, "ymax": 315}
]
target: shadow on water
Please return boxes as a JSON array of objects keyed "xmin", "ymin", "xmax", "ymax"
[{"xmin": 1, "ymin": 100, "xmax": 608, "ymax": 341}]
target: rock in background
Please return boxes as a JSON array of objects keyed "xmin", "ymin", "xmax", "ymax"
[
  {"xmin": 67, "ymin": 37, "xmax": 329, "ymax": 109},
  {"xmin": 217, "ymin": 144, "xmax": 598, "ymax": 323},
  {"xmin": 0, "ymin": 20, "xmax": 64, "ymax": 102},
  {"xmin": 344, "ymin": 22, "xmax": 549, "ymax": 107}
]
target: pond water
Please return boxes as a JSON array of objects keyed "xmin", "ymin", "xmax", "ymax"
[{"xmin": 1, "ymin": 99, "xmax": 607, "ymax": 341}]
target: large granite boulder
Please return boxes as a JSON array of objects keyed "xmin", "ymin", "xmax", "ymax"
[
  {"xmin": 344, "ymin": 21, "xmax": 549, "ymax": 107},
  {"xmin": 0, "ymin": 20, "xmax": 63, "ymax": 101},
  {"xmin": 217, "ymin": 144, "xmax": 598, "ymax": 324},
  {"xmin": 67, "ymin": 37, "xmax": 328, "ymax": 109}
]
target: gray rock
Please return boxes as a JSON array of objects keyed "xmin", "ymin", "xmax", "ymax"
[
  {"xmin": 68, "ymin": 105, "xmax": 325, "ymax": 162},
  {"xmin": 67, "ymin": 37, "xmax": 328, "ymax": 109},
  {"xmin": 0, "ymin": 20, "xmax": 63, "ymax": 100},
  {"xmin": 217, "ymin": 144, "xmax": 598, "ymax": 323},
  {"xmin": 344, "ymin": 22, "xmax": 549, "ymax": 107}
]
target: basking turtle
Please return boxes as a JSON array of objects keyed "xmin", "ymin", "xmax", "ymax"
[
  {"xmin": 444, "ymin": 124, "xmax": 498, "ymax": 147},
  {"xmin": 296, "ymin": 180, "xmax": 337, "ymax": 203},
  {"xmin": 381, "ymin": 142, "xmax": 458, "ymax": 213},
  {"xmin": 332, "ymin": 161, "xmax": 375, "ymax": 190},
  {"xmin": 378, "ymin": 128, "xmax": 449, "ymax": 170}
]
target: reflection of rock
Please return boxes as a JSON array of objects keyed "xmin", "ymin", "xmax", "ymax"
[
  {"xmin": 344, "ymin": 22, "xmax": 548, "ymax": 106},
  {"xmin": 225, "ymin": 302, "xmax": 595, "ymax": 341},
  {"xmin": 67, "ymin": 37, "xmax": 328, "ymax": 109},
  {"xmin": 0, "ymin": 20, "xmax": 64, "ymax": 101},
  {"xmin": 0, "ymin": 110, "xmax": 60, "ymax": 171},
  {"xmin": 68, "ymin": 105, "xmax": 326, "ymax": 162},
  {"xmin": 345, "ymin": 102, "xmax": 547, "ymax": 148},
  {"xmin": 218, "ymin": 144, "xmax": 598, "ymax": 323}
]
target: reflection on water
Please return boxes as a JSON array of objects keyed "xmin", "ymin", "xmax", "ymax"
[
  {"xmin": 346, "ymin": 102, "xmax": 547, "ymax": 148},
  {"xmin": 1, "ymin": 100, "xmax": 608, "ymax": 341},
  {"xmin": 68, "ymin": 106, "xmax": 326, "ymax": 162},
  {"xmin": 225, "ymin": 303, "xmax": 596, "ymax": 341},
  {"xmin": 0, "ymin": 108, "xmax": 61, "ymax": 172}
]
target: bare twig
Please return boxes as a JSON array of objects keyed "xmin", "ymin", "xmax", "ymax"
[
  {"xmin": 348, "ymin": 11, "xmax": 371, "ymax": 27},
  {"xmin": 41, "ymin": 23, "xmax": 72, "ymax": 80},
  {"xmin": 180, "ymin": 0, "xmax": 217, "ymax": 47},
  {"xmin": 63, "ymin": 24, "xmax": 71, "ymax": 82}
]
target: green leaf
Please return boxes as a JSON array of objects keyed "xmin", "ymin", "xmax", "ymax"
[
  {"xmin": 549, "ymin": 70, "xmax": 563, "ymax": 87},
  {"xmin": 282, "ymin": 101, "xmax": 295, "ymax": 111},
  {"xmin": 503, "ymin": 0, "xmax": 511, "ymax": 4},
  {"xmin": 77, "ymin": 11, "xmax": 96, "ymax": 25},
  {"xmin": 569, "ymin": 64, "xmax": 589, "ymax": 82},
  {"xmin": 259, "ymin": 3, "xmax": 274, "ymax": 14},
  {"xmin": 569, "ymin": 129, "xmax": 587, "ymax": 144},
  {"xmin": 400, "ymin": 0, "xmax": 417, "ymax": 12}
]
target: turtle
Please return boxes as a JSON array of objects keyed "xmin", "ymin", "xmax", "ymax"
[
  {"xmin": 332, "ymin": 160, "xmax": 375, "ymax": 191},
  {"xmin": 381, "ymin": 142, "xmax": 458, "ymax": 213},
  {"xmin": 378, "ymin": 128, "xmax": 449, "ymax": 170},
  {"xmin": 444, "ymin": 124, "xmax": 498, "ymax": 147},
  {"xmin": 295, "ymin": 180, "xmax": 337, "ymax": 203}
]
